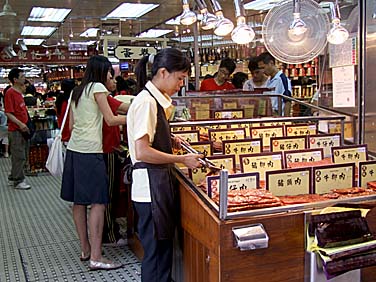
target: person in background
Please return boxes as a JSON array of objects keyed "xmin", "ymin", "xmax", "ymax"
[
  {"xmin": 231, "ymin": 72, "xmax": 248, "ymax": 89},
  {"xmin": 55, "ymin": 79, "xmax": 76, "ymax": 144},
  {"xmin": 60, "ymin": 55, "xmax": 125, "ymax": 271},
  {"xmin": 128, "ymin": 49, "xmax": 203, "ymax": 282},
  {"xmin": 200, "ymin": 58, "xmax": 236, "ymax": 91},
  {"xmin": 24, "ymin": 84, "xmax": 37, "ymax": 107},
  {"xmin": 102, "ymin": 68, "xmax": 129, "ymax": 246},
  {"xmin": 4, "ymin": 68, "xmax": 31, "ymax": 190},
  {"xmin": 243, "ymin": 57, "xmax": 269, "ymax": 91},
  {"xmin": 257, "ymin": 52, "xmax": 292, "ymax": 116},
  {"xmin": 0, "ymin": 102, "xmax": 9, "ymax": 158}
]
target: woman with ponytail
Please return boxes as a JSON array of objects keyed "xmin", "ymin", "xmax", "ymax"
[{"xmin": 127, "ymin": 48, "xmax": 202, "ymax": 281}]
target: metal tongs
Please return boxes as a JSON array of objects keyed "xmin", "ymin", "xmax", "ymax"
[{"xmin": 171, "ymin": 133, "xmax": 221, "ymax": 172}]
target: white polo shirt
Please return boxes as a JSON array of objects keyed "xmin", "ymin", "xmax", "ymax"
[
  {"xmin": 266, "ymin": 70, "xmax": 292, "ymax": 112},
  {"xmin": 127, "ymin": 81, "xmax": 172, "ymax": 202},
  {"xmin": 243, "ymin": 78, "xmax": 269, "ymax": 91},
  {"xmin": 68, "ymin": 82, "xmax": 108, "ymax": 153}
]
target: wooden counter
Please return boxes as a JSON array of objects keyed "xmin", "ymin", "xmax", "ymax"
[{"xmin": 127, "ymin": 173, "xmax": 376, "ymax": 282}]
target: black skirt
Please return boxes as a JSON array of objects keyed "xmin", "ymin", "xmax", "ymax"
[{"xmin": 61, "ymin": 150, "xmax": 109, "ymax": 205}]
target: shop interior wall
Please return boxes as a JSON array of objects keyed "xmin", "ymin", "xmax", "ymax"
[{"xmin": 365, "ymin": 0, "xmax": 376, "ymax": 154}]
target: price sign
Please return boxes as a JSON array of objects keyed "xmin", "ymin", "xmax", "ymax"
[
  {"xmin": 359, "ymin": 161, "xmax": 376, "ymax": 188},
  {"xmin": 207, "ymin": 172, "xmax": 259, "ymax": 198},
  {"xmin": 266, "ymin": 168, "xmax": 312, "ymax": 196},
  {"xmin": 209, "ymin": 128, "xmax": 246, "ymax": 143},
  {"xmin": 270, "ymin": 136, "xmax": 307, "ymax": 152},
  {"xmin": 222, "ymin": 138, "xmax": 262, "ymax": 164},
  {"xmin": 313, "ymin": 163, "xmax": 355, "ymax": 194},
  {"xmin": 285, "ymin": 124, "xmax": 317, "ymax": 136},
  {"xmin": 331, "ymin": 144, "xmax": 368, "ymax": 167},
  {"xmin": 214, "ymin": 110, "xmax": 244, "ymax": 119},
  {"xmin": 308, "ymin": 134, "xmax": 341, "ymax": 158},
  {"xmin": 189, "ymin": 155, "xmax": 236, "ymax": 186},
  {"xmin": 196, "ymin": 124, "xmax": 227, "ymax": 136},
  {"xmin": 328, "ymin": 122, "xmax": 354, "ymax": 140},
  {"xmin": 284, "ymin": 148, "xmax": 324, "ymax": 167},
  {"xmin": 242, "ymin": 104, "xmax": 256, "ymax": 118},
  {"xmin": 260, "ymin": 121, "xmax": 292, "ymax": 127},
  {"xmin": 173, "ymin": 130, "xmax": 200, "ymax": 143},
  {"xmin": 251, "ymin": 126, "xmax": 284, "ymax": 149},
  {"xmin": 240, "ymin": 152, "xmax": 283, "ymax": 181},
  {"xmin": 223, "ymin": 101, "xmax": 238, "ymax": 109},
  {"xmin": 171, "ymin": 126, "xmax": 194, "ymax": 132},
  {"xmin": 191, "ymin": 102, "xmax": 210, "ymax": 120}
]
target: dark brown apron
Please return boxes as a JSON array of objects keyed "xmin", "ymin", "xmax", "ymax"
[{"xmin": 133, "ymin": 87, "xmax": 178, "ymax": 240}]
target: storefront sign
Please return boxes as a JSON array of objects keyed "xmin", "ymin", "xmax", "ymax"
[
  {"xmin": 0, "ymin": 47, "xmax": 93, "ymax": 65},
  {"xmin": 266, "ymin": 168, "xmax": 312, "ymax": 196},
  {"xmin": 114, "ymin": 45, "xmax": 157, "ymax": 60}
]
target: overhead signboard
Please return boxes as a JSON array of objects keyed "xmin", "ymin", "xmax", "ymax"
[{"xmin": 114, "ymin": 46, "xmax": 157, "ymax": 60}]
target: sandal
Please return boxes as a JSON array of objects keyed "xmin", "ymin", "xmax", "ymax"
[{"xmin": 80, "ymin": 251, "xmax": 91, "ymax": 261}]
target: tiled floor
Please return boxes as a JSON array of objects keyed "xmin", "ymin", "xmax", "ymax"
[{"xmin": 0, "ymin": 157, "xmax": 141, "ymax": 282}]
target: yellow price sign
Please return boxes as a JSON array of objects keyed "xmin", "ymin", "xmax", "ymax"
[
  {"xmin": 270, "ymin": 136, "xmax": 307, "ymax": 152},
  {"xmin": 222, "ymin": 139, "xmax": 262, "ymax": 164},
  {"xmin": 240, "ymin": 152, "xmax": 283, "ymax": 181},
  {"xmin": 285, "ymin": 124, "xmax": 317, "ymax": 136},
  {"xmin": 332, "ymin": 145, "xmax": 368, "ymax": 167},
  {"xmin": 308, "ymin": 134, "xmax": 341, "ymax": 158},
  {"xmin": 359, "ymin": 161, "xmax": 376, "ymax": 188},
  {"xmin": 313, "ymin": 163, "xmax": 355, "ymax": 194},
  {"xmin": 266, "ymin": 168, "xmax": 311, "ymax": 196}
]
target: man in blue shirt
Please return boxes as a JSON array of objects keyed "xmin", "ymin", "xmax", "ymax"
[{"xmin": 257, "ymin": 52, "xmax": 292, "ymax": 116}]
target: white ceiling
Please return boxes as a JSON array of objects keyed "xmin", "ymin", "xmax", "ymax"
[{"xmin": 0, "ymin": 0, "xmax": 357, "ymax": 49}]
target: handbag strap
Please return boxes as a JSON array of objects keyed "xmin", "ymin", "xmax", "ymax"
[{"xmin": 58, "ymin": 91, "xmax": 72, "ymax": 138}]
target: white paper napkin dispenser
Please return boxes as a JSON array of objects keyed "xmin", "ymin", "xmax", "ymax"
[{"xmin": 232, "ymin": 223, "xmax": 269, "ymax": 251}]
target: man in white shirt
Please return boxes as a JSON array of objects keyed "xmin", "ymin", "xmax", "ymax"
[{"xmin": 257, "ymin": 52, "xmax": 292, "ymax": 116}]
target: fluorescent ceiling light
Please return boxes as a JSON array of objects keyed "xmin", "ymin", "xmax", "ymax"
[
  {"xmin": 137, "ymin": 29, "xmax": 173, "ymax": 38},
  {"xmin": 21, "ymin": 26, "xmax": 57, "ymax": 36},
  {"xmin": 80, "ymin": 28, "xmax": 100, "ymax": 37},
  {"xmin": 171, "ymin": 34, "xmax": 222, "ymax": 43},
  {"xmin": 22, "ymin": 39, "xmax": 44, "ymax": 46},
  {"xmin": 70, "ymin": 41, "xmax": 96, "ymax": 45},
  {"xmin": 244, "ymin": 0, "xmax": 278, "ymax": 11},
  {"xmin": 105, "ymin": 3, "xmax": 159, "ymax": 19},
  {"xmin": 28, "ymin": 7, "xmax": 71, "ymax": 22},
  {"xmin": 165, "ymin": 16, "xmax": 181, "ymax": 25}
]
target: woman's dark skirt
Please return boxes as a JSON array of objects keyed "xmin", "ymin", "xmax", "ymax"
[{"xmin": 61, "ymin": 150, "xmax": 109, "ymax": 205}]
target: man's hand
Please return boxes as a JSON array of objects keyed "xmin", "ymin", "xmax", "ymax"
[
  {"xmin": 19, "ymin": 123, "xmax": 29, "ymax": 133},
  {"xmin": 172, "ymin": 135, "xmax": 189, "ymax": 150}
]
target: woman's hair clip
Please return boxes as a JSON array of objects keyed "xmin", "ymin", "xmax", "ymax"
[{"xmin": 148, "ymin": 54, "xmax": 155, "ymax": 64}]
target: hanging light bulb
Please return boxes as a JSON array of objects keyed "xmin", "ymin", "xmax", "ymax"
[
  {"xmin": 180, "ymin": 0, "xmax": 197, "ymax": 26},
  {"xmin": 231, "ymin": 0, "xmax": 255, "ymax": 44},
  {"xmin": 327, "ymin": 0, "xmax": 349, "ymax": 45},
  {"xmin": 210, "ymin": 0, "xmax": 233, "ymax": 36},
  {"xmin": 288, "ymin": 0, "xmax": 307, "ymax": 36},
  {"xmin": 195, "ymin": 0, "xmax": 217, "ymax": 30}
]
